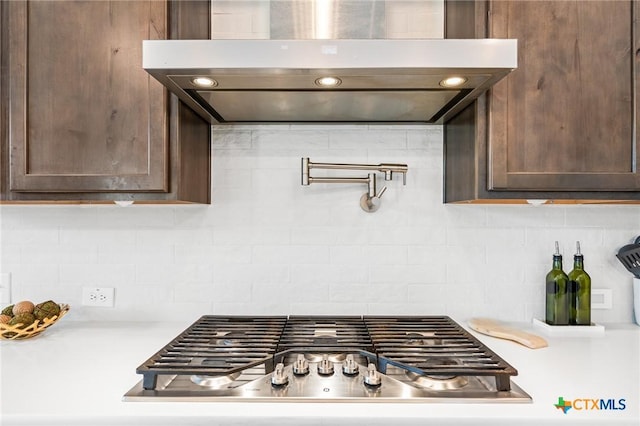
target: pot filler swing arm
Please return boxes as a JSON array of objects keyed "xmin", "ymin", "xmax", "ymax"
[{"xmin": 301, "ymin": 158, "xmax": 408, "ymax": 213}]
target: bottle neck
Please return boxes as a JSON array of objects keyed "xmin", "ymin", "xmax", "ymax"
[
  {"xmin": 552, "ymin": 255, "xmax": 563, "ymax": 270},
  {"xmin": 573, "ymin": 254, "xmax": 584, "ymax": 270}
]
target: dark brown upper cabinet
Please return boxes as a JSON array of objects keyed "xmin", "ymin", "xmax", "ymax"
[
  {"xmin": 0, "ymin": 0, "xmax": 211, "ymax": 203},
  {"xmin": 444, "ymin": 0, "xmax": 640, "ymax": 203}
]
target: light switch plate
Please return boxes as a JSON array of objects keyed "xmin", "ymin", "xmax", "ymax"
[
  {"xmin": 591, "ymin": 289, "xmax": 613, "ymax": 310},
  {"xmin": 0, "ymin": 272, "xmax": 11, "ymax": 304}
]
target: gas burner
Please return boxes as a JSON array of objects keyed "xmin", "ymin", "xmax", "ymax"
[
  {"xmin": 207, "ymin": 331, "xmax": 242, "ymax": 346},
  {"xmin": 404, "ymin": 331, "xmax": 442, "ymax": 346},
  {"xmin": 405, "ymin": 358, "xmax": 469, "ymax": 390},
  {"xmin": 190, "ymin": 372, "xmax": 241, "ymax": 388},
  {"xmin": 405, "ymin": 370, "xmax": 469, "ymax": 390}
]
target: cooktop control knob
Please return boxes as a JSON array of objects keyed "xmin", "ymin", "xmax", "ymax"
[
  {"xmin": 292, "ymin": 354, "xmax": 310, "ymax": 376},
  {"xmin": 342, "ymin": 354, "xmax": 359, "ymax": 376},
  {"xmin": 271, "ymin": 362, "xmax": 289, "ymax": 387},
  {"xmin": 363, "ymin": 363, "xmax": 382, "ymax": 387},
  {"xmin": 317, "ymin": 354, "xmax": 335, "ymax": 376}
]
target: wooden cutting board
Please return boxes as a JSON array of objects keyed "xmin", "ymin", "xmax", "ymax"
[{"xmin": 468, "ymin": 318, "xmax": 548, "ymax": 349}]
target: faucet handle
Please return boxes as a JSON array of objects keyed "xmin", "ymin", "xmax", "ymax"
[
  {"xmin": 361, "ymin": 174, "xmax": 388, "ymax": 213},
  {"xmin": 360, "ymin": 192, "xmax": 382, "ymax": 213},
  {"xmin": 360, "ymin": 186, "xmax": 386, "ymax": 213}
]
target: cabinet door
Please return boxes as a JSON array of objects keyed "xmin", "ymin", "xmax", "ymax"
[
  {"xmin": 6, "ymin": 0, "xmax": 168, "ymax": 193},
  {"xmin": 488, "ymin": 0, "xmax": 640, "ymax": 191}
]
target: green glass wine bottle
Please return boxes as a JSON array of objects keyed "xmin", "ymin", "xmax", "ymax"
[
  {"xmin": 569, "ymin": 241, "xmax": 591, "ymax": 325},
  {"xmin": 545, "ymin": 241, "xmax": 569, "ymax": 325}
]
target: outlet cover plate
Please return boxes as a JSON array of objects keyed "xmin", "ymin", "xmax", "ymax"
[
  {"xmin": 82, "ymin": 287, "xmax": 115, "ymax": 307},
  {"xmin": 591, "ymin": 289, "xmax": 613, "ymax": 310},
  {"xmin": 0, "ymin": 273, "xmax": 11, "ymax": 304}
]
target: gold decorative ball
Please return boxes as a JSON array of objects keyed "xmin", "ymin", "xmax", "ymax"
[
  {"xmin": 12, "ymin": 301, "xmax": 35, "ymax": 316},
  {"xmin": 0, "ymin": 314, "xmax": 11, "ymax": 324}
]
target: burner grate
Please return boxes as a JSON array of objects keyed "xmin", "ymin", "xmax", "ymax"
[
  {"xmin": 363, "ymin": 316, "xmax": 518, "ymax": 391},
  {"xmin": 137, "ymin": 316, "xmax": 287, "ymax": 390},
  {"xmin": 276, "ymin": 316, "xmax": 373, "ymax": 355}
]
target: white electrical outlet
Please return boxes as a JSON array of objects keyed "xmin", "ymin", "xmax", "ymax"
[
  {"xmin": 0, "ymin": 272, "xmax": 11, "ymax": 304},
  {"xmin": 82, "ymin": 287, "xmax": 115, "ymax": 307}
]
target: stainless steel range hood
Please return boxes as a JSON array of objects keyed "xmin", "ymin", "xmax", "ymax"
[{"xmin": 143, "ymin": 38, "xmax": 517, "ymax": 124}]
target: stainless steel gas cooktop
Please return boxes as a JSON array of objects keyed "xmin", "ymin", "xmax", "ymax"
[{"xmin": 124, "ymin": 316, "xmax": 531, "ymax": 403}]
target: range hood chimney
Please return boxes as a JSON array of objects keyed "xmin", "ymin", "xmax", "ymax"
[{"xmin": 143, "ymin": 1, "xmax": 516, "ymax": 124}]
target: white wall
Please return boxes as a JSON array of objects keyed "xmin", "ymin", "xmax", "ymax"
[{"xmin": 0, "ymin": 124, "xmax": 637, "ymax": 324}]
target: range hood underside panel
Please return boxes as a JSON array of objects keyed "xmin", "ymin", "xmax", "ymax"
[
  {"xmin": 196, "ymin": 89, "xmax": 464, "ymax": 122},
  {"xmin": 143, "ymin": 39, "xmax": 517, "ymax": 124}
]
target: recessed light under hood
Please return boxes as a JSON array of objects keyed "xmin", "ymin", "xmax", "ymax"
[{"xmin": 143, "ymin": 39, "xmax": 517, "ymax": 124}]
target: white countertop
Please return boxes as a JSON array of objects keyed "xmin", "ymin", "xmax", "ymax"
[{"xmin": 1, "ymin": 318, "xmax": 638, "ymax": 426}]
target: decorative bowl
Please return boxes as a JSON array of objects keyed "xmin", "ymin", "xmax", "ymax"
[{"xmin": 0, "ymin": 304, "xmax": 70, "ymax": 340}]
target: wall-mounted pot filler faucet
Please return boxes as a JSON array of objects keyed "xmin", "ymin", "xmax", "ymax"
[{"xmin": 301, "ymin": 158, "xmax": 408, "ymax": 213}]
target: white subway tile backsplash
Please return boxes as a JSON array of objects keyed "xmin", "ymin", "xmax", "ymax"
[
  {"xmin": 290, "ymin": 264, "xmax": 368, "ymax": 286},
  {"xmin": 94, "ymin": 206, "xmax": 176, "ymax": 228},
  {"xmin": 408, "ymin": 281, "xmax": 445, "ymax": 299},
  {"xmin": 289, "ymin": 302, "xmax": 368, "ymax": 316},
  {"xmin": 441, "ymin": 205, "xmax": 488, "ymax": 228},
  {"xmin": 213, "ymin": 169, "xmax": 253, "ymax": 190},
  {"xmin": 214, "ymin": 226, "xmax": 290, "ymax": 245},
  {"xmin": 211, "ymin": 302, "xmax": 287, "ymax": 316},
  {"xmin": 291, "ymin": 227, "xmax": 342, "ymax": 245},
  {"xmin": 99, "ymin": 244, "xmax": 173, "ymax": 265},
  {"xmin": 2, "ymin": 229, "xmax": 59, "ymax": 245},
  {"xmin": 486, "ymin": 205, "xmax": 566, "ymax": 228},
  {"xmin": 375, "ymin": 264, "xmax": 446, "ymax": 285},
  {"xmin": 211, "ymin": 129, "xmax": 252, "ymax": 150},
  {"xmin": 407, "ymin": 245, "xmax": 447, "ymax": 266},
  {"xmin": 60, "ymin": 264, "xmax": 135, "ymax": 286},
  {"xmin": 255, "ymin": 282, "xmax": 329, "ymax": 304},
  {"xmin": 1, "ymin": 123, "xmax": 638, "ymax": 323},
  {"xmin": 326, "ymin": 265, "xmax": 370, "ymax": 284},
  {"xmin": 329, "ymin": 130, "xmax": 407, "ymax": 150},
  {"xmin": 329, "ymin": 246, "xmax": 366, "ymax": 265},
  {"xmin": 448, "ymin": 228, "xmax": 526, "ymax": 247},
  {"xmin": 136, "ymin": 264, "xmax": 214, "ymax": 286},
  {"xmin": 252, "ymin": 245, "xmax": 330, "ymax": 265},
  {"xmin": 252, "ymin": 129, "xmax": 329, "ymax": 150},
  {"xmin": 329, "ymin": 282, "xmax": 406, "ymax": 303},
  {"xmin": 22, "ymin": 244, "xmax": 98, "ymax": 265},
  {"xmin": 136, "ymin": 229, "xmax": 214, "ymax": 246},
  {"xmin": 250, "ymin": 206, "xmax": 298, "ymax": 227},
  {"xmin": 176, "ymin": 244, "xmax": 251, "ymax": 265},
  {"xmin": 1, "ymin": 247, "xmax": 22, "ymax": 264},
  {"xmin": 9, "ymin": 264, "xmax": 59, "ymax": 285},
  {"xmin": 363, "ymin": 245, "xmax": 408, "ymax": 265}
]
